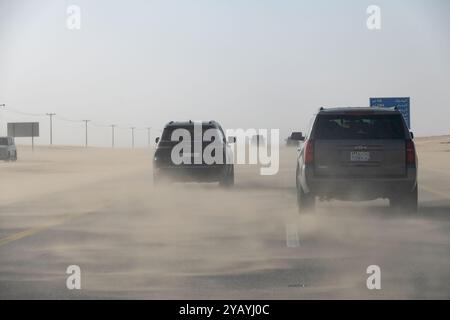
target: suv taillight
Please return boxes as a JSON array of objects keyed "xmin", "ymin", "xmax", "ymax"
[
  {"xmin": 304, "ymin": 139, "xmax": 314, "ymax": 165},
  {"xmin": 406, "ymin": 140, "xmax": 416, "ymax": 164}
]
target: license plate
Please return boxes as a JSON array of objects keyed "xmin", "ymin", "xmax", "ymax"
[{"xmin": 350, "ymin": 151, "xmax": 370, "ymax": 162}]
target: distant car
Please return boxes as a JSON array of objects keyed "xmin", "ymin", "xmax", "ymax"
[
  {"xmin": 0, "ymin": 136, "xmax": 17, "ymax": 161},
  {"xmin": 296, "ymin": 107, "xmax": 418, "ymax": 213},
  {"xmin": 153, "ymin": 121, "xmax": 235, "ymax": 187},
  {"xmin": 286, "ymin": 132, "xmax": 305, "ymax": 146}
]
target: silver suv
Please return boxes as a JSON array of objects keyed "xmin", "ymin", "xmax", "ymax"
[
  {"xmin": 0, "ymin": 136, "xmax": 18, "ymax": 161},
  {"xmin": 295, "ymin": 107, "xmax": 418, "ymax": 213}
]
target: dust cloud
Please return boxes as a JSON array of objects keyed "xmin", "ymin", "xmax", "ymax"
[{"xmin": 0, "ymin": 138, "xmax": 449, "ymax": 299}]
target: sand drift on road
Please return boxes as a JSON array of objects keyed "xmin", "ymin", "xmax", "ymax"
[{"xmin": 1, "ymin": 137, "xmax": 450, "ymax": 299}]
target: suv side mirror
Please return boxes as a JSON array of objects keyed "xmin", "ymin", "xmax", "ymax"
[
  {"xmin": 228, "ymin": 136, "xmax": 236, "ymax": 143},
  {"xmin": 290, "ymin": 132, "xmax": 305, "ymax": 141},
  {"xmin": 410, "ymin": 131, "xmax": 414, "ymax": 139},
  {"xmin": 155, "ymin": 137, "xmax": 160, "ymax": 144}
]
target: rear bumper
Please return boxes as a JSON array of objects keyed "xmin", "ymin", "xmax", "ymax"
[
  {"xmin": 154, "ymin": 164, "xmax": 228, "ymax": 182},
  {"xmin": 302, "ymin": 165, "xmax": 417, "ymax": 200}
]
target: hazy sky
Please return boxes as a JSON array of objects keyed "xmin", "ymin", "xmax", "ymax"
[{"xmin": 1, "ymin": 0, "xmax": 449, "ymax": 147}]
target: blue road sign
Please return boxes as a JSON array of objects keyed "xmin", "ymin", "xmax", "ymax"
[{"xmin": 370, "ymin": 97, "xmax": 411, "ymax": 128}]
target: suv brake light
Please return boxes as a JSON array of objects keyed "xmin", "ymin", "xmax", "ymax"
[
  {"xmin": 304, "ymin": 139, "xmax": 314, "ymax": 165},
  {"xmin": 406, "ymin": 140, "xmax": 416, "ymax": 164}
]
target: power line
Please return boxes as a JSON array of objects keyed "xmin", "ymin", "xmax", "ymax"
[
  {"xmin": 91, "ymin": 122, "xmax": 112, "ymax": 128},
  {"xmin": 54, "ymin": 114, "xmax": 83, "ymax": 123},
  {"xmin": 6, "ymin": 107, "xmax": 45, "ymax": 117},
  {"xmin": 2, "ymin": 106, "xmax": 153, "ymax": 149}
]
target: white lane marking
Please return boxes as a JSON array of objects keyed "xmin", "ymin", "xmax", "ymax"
[{"xmin": 286, "ymin": 222, "xmax": 300, "ymax": 247}]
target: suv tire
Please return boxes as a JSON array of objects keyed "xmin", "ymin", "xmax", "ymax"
[
  {"xmin": 296, "ymin": 167, "xmax": 315, "ymax": 213},
  {"xmin": 297, "ymin": 185, "xmax": 315, "ymax": 213},
  {"xmin": 390, "ymin": 185, "xmax": 418, "ymax": 214},
  {"xmin": 219, "ymin": 165, "xmax": 234, "ymax": 188}
]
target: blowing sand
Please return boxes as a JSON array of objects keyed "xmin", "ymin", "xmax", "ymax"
[{"xmin": 0, "ymin": 137, "xmax": 450, "ymax": 299}]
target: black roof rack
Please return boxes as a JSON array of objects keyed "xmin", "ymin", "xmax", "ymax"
[{"xmin": 165, "ymin": 120, "xmax": 222, "ymax": 127}]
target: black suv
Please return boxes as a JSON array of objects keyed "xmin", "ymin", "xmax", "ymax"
[
  {"xmin": 153, "ymin": 121, "xmax": 235, "ymax": 187},
  {"xmin": 295, "ymin": 107, "xmax": 418, "ymax": 213}
]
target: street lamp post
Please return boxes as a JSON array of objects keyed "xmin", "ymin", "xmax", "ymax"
[
  {"xmin": 83, "ymin": 120, "xmax": 90, "ymax": 147},
  {"xmin": 130, "ymin": 127, "xmax": 135, "ymax": 148},
  {"xmin": 110, "ymin": 124, "xmax": 116, "ymax": 148},
  {"xmin": 0, "ymin": 104, "xmax": 5, "ymax": 136},
  {"xmin": 46, "ymin": 113, "xmax": 56, "ymax": 145},
  {"xmin": 146, "ymin": 127, "xmax": 151, "ymax": 147}
]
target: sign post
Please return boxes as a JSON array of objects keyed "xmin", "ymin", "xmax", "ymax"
[
  {"xmin": 370, "ymin": 97, "xmax": 411, "ymax": 128},
  {"xmin": 7, "ymin": 122, "xmax": 40, "ymax": 151}
]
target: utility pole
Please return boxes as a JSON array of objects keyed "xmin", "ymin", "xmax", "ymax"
[
  {"xmin": 83, "ymin": 120, "xmax": 90, "ymax": 147},
  {"xmin": 110, "ymin": 124, "xmax": 116, "ymax": 148},
  {"xmin": 46, "ymin": 113, "xmax": 56, "ymax": 145},
  {"xmin": 0, "ymin": 104, "xmax": 5, "ymax": 136},
  {"xmin": 130, "ymin": 127, "xmax": 135, "ymax": 148},
  {"xmin": 146, "ymin": 127, "xmax": 151, "ymax": 147}
]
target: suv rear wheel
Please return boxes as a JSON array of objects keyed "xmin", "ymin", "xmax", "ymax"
[
  {"xmin": 219, "ymin": 165, "xmax": 234, "ymax": 188},
  {"xmin": 297, "ymin": 186, "xmax": 315, "ymax": 213},
  {"xmin": 296, "ymin": 167, "xmax": 315, "ymax": 213},
  {"xmin": 389, "ymin": 185, "xmax": 418, "ymax": 213}
]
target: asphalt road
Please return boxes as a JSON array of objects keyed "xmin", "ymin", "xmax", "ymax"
[{"xmin": 0, "ymin": 139, "xmax": 449, "ymax": 299}]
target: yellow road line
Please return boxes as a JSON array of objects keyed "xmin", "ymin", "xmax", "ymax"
[
  {"xmin": 0, "ymin": 226, "xmax": 47, "ymax": 247},
  {"xmin": 0, "ymin": 211, "xmax": 98, "ymax": 248}
]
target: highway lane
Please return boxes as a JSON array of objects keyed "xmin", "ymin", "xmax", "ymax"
[{"xmin": 0, "ymin": 143, "xmax": 449, "ymax": 299}]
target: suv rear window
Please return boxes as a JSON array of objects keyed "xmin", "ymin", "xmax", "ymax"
[
  {"xmin": 161, "ymin": 125, "xmax": 224, "ymax": 141},
  {"xmin": 313, "ymin": 114, "xmax": 406, "ymax": 140},
  {"xmin": 0, "ymin": 138, "xmax": 9, "ymax": 145}
]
